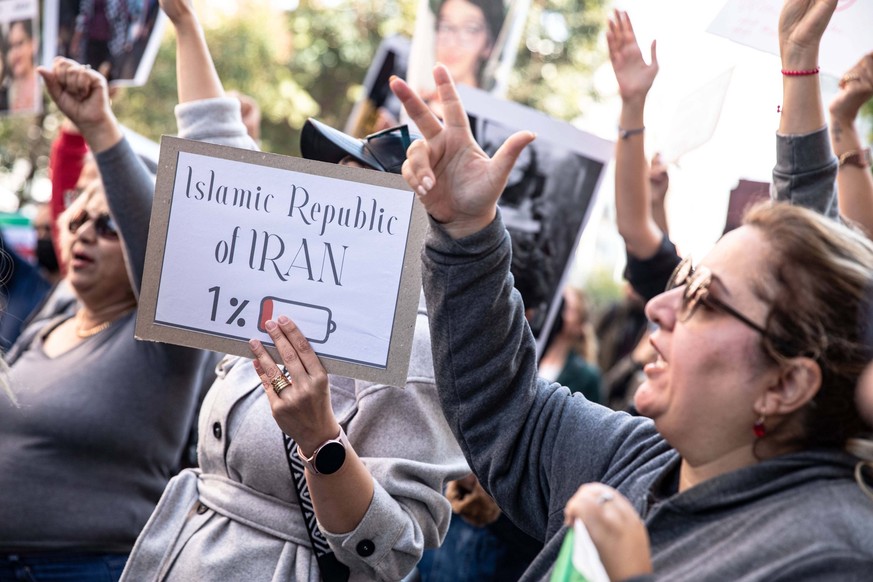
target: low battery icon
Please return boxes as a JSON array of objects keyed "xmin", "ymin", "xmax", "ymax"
[{"xmin": 258, "ymin": 296, "xmax": 338, "ymax": 344}]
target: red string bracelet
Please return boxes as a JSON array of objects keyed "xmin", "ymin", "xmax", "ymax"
[{"xmin": 781, "ymin": 67, "xmax": 820, "ymax": 76}]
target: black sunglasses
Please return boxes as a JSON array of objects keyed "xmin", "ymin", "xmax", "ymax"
[
  {"xmin": 666, "ymin": 256, "xmax": 773, "ymax": 339},
  {"xmin": 68, "ymin": 210, "xmax": 119, "ymax": 241},
  {"xmin": 363, "ymin": 125, "xmax": 416, "ymax": 174}
]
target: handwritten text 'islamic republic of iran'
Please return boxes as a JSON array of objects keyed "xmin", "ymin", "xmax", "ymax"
[{"xmin": 183, "ymin": 165, "xmax": 404, "ymax": 287}]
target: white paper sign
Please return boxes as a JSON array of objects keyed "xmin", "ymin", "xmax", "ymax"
[
  {"xmin": 137, "ymin": 137, "xmax": 427, "ymax": 387},
  {"xmin": 707, "ymin": 0, "xmax": 873, "ymax": 77},
  {"xmin": 659, "ymin": 67, "xmax": 734, "ymax": 162}
]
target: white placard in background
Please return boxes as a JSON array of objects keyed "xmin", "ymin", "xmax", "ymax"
[
  {"xmin": 137, "ymin": 137, "xmax": 426, "ymax": 387},
  {"xmin": 659, "ymin": 67, "xmax": 734, "ymax": 163},
  {"xmin": 707, "ymin": 0, "xmax": 872, "ymax": 77}
]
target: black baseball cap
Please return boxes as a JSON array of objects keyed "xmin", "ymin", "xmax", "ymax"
[{"xmin": 300, "ymin": 118, "xmax": 419, "ymax": 174}]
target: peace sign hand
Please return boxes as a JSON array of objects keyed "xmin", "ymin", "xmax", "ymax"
[{"xmin": 390, "ymin": 65, "xmax": 536, "ymax": 240}]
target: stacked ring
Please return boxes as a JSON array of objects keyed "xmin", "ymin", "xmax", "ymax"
[
  {"xmin": 840, "ymin": 73, "xmax": 861, "ymax": 89},
  {"xmin": 270, "ymin": 374, "xmax": 291, "ymax": 395}
]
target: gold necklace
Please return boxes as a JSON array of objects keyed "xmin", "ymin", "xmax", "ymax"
[{"xmin": 75, "ymin": 309, "xmax": 134, "ymax": 339}]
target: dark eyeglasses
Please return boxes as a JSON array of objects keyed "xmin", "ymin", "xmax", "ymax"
[
  {"xmin": 363, "ymin": 125, "xmax": 417, "ymax": 174},
  {"xmin": 68, "ymin": 210, "xmax": 119, "ymax": 241},
  {"xmin": 666, "ymin": 256, "xmax": 773, "ymax": 339}
]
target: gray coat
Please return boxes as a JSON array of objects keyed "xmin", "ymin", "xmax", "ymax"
[{"xmin": 120, "ymin": 98, "xmax": 468, "ymax": 581}]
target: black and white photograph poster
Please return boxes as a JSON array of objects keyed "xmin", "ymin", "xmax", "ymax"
[{"xmin": 458, "ymin": 84, "xmax": 614, "ymax": 346}]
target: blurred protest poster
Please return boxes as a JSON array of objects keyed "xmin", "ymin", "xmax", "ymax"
[
  {"xmin": 42, "ymin": 0, "xmax": 166, "ymax": 86},
  {"xmin": 458, "ymin": 84, "xmax": 613, "ymax": 347},
  {"xmin": 347, "ymin": 0, "xmax": 531, "ymax": 137},
  {"xmin": 344, "ymin": 34, "xmax": 410, "ymax": 138},
  {"xmin": 408, "ymin": 0, "xmax": 530, "ymax": 97},
  {"xmin": 0, "ymin": 0, "xmax": 40, "ymax": 116},
  {"xmin": 707, "ymin": 0, "xmax": 872, "ymax": 77},
  {"xmin": 658, "ymin": 67, "xmax": 734, "ymax": 163}
]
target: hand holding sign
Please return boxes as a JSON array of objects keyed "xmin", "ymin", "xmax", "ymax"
[
  {"xmin": 389, "ymin": 66, "xmax": 535, "ymax": 240},
  {"xmin": 250, "ymin": 316, "xmax": 341, "ymax": 456}
]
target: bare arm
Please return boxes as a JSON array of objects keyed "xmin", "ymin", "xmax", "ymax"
[
  {"xmin": 830, "ymin": 53, "xmax": 873, "ymax": 236},
  {"xmin": 160, "ymin": 0, "xmax": 224, "ymax": 103},
  {"xmin": 607, "ymin": 10, "xmax": 662, "ymax": 259}
]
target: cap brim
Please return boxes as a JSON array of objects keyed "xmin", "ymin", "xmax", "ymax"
[{"xmin": 300, "ymin": 118, "xmax": 384, "ymax": 171}]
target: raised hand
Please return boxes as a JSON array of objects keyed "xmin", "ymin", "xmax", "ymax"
[
  {"xmin": 37, "ymin": 57, "xmax": 121, "ymax": 153},
  {"xmin": 389, "ymin": 65, "xmax": 535, "ymax": 239},
  {"xmin": 607, "ymin": 10, "xmax": 658, "ymax": 105},
  {"xmin": 159, "ymin": 0, "xmax": 196, "ymax": 25},
  {"xmin": 830, "ymin": 52, "xmax": 873, "ymax": 125},
  {"xmin": 249, "ymin": 316, "xmax": 340, "ymax": 457},
  {"xmin": 778, "ymin": 0, "xmax": 837, "ymax": 69},
  {"xmin": 563, "ymin": 483, "xmax": 652, "ymax": 581}
]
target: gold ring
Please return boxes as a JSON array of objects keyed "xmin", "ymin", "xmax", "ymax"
[
  {"xmin": 840, "ymin": 73, "xmax": 861, "ymax": 89},
  {"xmin": 596, "ymin": 491, "xmax": 614, "ymax": 505},
  {"xmin": 270, "ymin": 373, "xmax": 291, "ymax": 395}
]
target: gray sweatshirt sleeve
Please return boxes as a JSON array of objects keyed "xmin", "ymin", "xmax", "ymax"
[
  {"xmin": 94, "ymin": 138, "xmax": 155, "ymax": 298},
  {"xmin": 175, "ymin": 97, "xmax": 257, "ymax": 149},
  {"xmin": 771, "ymin": 126, "xmax": 838, "ymax": 219},
  {"xmin": 422, "ymin": 211, "xmax": 666, "ymax": 540}
]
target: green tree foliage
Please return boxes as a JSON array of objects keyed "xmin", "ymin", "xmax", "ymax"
[
  {"xmin": 509, "ymin": 0, "xmax": 607, "ymax": 120},
  {"xmin": 1, "ymin": 0, "xmax": 611, "ymax": 207}
]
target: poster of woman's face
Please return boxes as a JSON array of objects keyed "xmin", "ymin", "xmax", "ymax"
[
  {"xmin": 408, "ymin": 0, "xmax": 528, "ymax": 98},
  {"xmin": 0, "ymin": 0, "xmax": 41, "ymax": 116},
  {"xmin": 45, "ymin": 0, "xmax": 166, "ymax": 86},
  {"xmin": 346, "ymin": 0, "xmax": 528, "ymax": 137}
]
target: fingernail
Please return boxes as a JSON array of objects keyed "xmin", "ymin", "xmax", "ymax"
[
  {"xmin": 249, "ymin": 339, "xmax": 260, "ymax": 350},
  {"xmin": 422, "ymin": 176, "xmax": 434, "ymax": 191},
  {"xmin": 265, "ymin": 320, "xmax": 277, "ymax": 331},
  {"xmin": 278, "ymin": 315, "xmax": 289, "ymax": 325},
  {"xmin": 417, "ymin": 186, "xmax": 428, "ymax": 197}
]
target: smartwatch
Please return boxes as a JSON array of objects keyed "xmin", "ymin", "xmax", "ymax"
[{"xmin": 297, "ymin": 427, "xmax": 349, "ymax": 475}]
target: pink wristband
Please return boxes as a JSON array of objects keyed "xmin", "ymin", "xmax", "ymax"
[{"xmin": 781, "ymin": 67, "xmax": 820, "ymax": 76}]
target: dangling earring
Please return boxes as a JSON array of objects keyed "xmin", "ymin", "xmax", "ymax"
[{"xmin": 753, "ymin": 415, "xmax": 767, "ymax": 438}]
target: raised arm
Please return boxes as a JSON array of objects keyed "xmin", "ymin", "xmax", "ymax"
[
  {"xmin": 772, "ymin": 0, "xmax": 839, "ymax": 218},
  {"xmin": 829, "ymin": 53, "xmax": 873, "ymax": 235},
  {"xmin": 161, "ymin": 0, "xmax": 255, "ymax": 149},
  {"xmin": 38, "ymin": 58, "xmax": 153, "ymax": 296},
  {"xmin": 160, "ymin": 0, "xmax": 223, "ymax": 103},
  {"xmin": 607, "ymin": 10, "xmax": 662, "ymax": 259},
  {"xmin": 390, "ymin": 68, "xmax": 665, "ymax": 541}
]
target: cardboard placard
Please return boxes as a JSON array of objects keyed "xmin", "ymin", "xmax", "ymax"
[{"xmin": 136, "ymin": 137, "xmax": 427, "ymax": 387}]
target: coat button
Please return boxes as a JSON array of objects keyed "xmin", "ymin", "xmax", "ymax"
[
  {"xmin": 212, "ymin": 422, "xmax": 222, "ymax": 439},
  {"xmin": 356, "ymin": 539, "xmax": 375, "ymax": 557}
]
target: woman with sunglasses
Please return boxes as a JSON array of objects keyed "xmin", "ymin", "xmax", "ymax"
[
  {"xmin": 389, "ymin": 15, "xmax": 873, "ymax": 582},
  {"xmin": 0, "ymin": 59, "xmax": 214, "ymax": 581}
]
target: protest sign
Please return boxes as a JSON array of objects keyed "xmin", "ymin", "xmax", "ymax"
[
  {"xmin": 707, "ymin": 0, "xmax": 872, "ymax": 77},
  {"xmin": 659, "ymin": 67, "xmax": 734, "ymax": 163},
  {"xmin": 136, "ymin": 137, "xmax": 427, "ymax": 387},
  {"xmin": 0, "ymin": 0, "xmax": 40, "ymax": 116},
  {"xmin": 456, "ymin": 85, "xmax": 613, "ymax": 348},
  {"xmin": 42, "ymin": 0, "xmax": 166, "ymax": 86}
]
